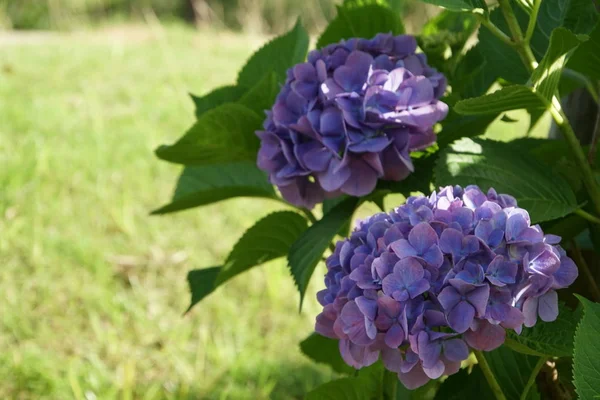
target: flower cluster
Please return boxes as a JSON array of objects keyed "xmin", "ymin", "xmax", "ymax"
[
  {"xmin": 256, "ymin": 33, "xmax": 448, "ymax": 209},
  {"xmin": 315, "ymin": 185, "xmax": 578, "ymax": 389}
]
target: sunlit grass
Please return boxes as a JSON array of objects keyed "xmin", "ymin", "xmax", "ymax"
[{"xmin": 0, "ymin": 24, "xmax": 334, "ymax": 399}]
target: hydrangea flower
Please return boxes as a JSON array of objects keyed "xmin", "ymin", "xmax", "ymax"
[
  {"xmin": 256, "ymin": 34, "xmax": 448, "ymax": 209},
  {"xmin": 314, "ymin": 185, "xmax": 578, "ymax": 389}
]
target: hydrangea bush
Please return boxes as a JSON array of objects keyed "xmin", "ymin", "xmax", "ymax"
[{"xmin": 154, "ymin": 0, "xmax": 600, "ymax": 398}]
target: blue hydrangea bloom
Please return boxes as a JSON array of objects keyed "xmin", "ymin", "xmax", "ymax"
[
  {"xmin": 256, "ymin": 34, "xmax": 448, "ymax": 208},
  {"xmin": 315, "ymin": 185, "xmax": 578, "ymax": 389}
]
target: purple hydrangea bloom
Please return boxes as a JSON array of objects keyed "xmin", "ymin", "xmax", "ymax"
[
  {"xmin": 315, "ymin": 184, "xmax": 578, "ymax": 389},
  {"xmin": 256, "ymin": 34, "xmax": 448, "ymax": 208}
]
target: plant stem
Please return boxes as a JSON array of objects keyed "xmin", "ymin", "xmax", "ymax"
[
  {"xmin": 574, "ymin": 208, "xmax": 600, "ymax": 225},
  {"xmin": 477, "ymin": 15, "xmax": 515, "ymax": 47},
  {"xmin": 520, "ymin": 357, "xmax": 547, "ymax": 400},
  {"xmin": 497, "ymin": 0, "xmax": 538, "ymax": 72},
  {"xmin": 570, "ymin": 240, "xmax": 600, "ymax": 302},
  {"xmin": 549, "ymin": 98, "xmax": 600, "ymax": 217},
  {"xmin": 524, "ymin": 0, "xmax": 541, "ymax": 43},
  {"xmin": 474, "ymin": 350, "xmax": 507, "ymax": 400},
  {"xmin": 382, "ymin": 369, "xmax": 398, "ymax": 400}
]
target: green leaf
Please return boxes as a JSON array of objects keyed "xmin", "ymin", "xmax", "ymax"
[
  {"xmin": 452, "ymin": 43, "xmax": 499, "ymax": 98},
  {"xmin": 186, "ymin": 267, "xmax": 220, "ymax": 312},
  {"xmin": 419, "ymin": 11, "xmax": 478, "ymax": 77},
  {"xmin": 155, "ymin": 103, "xmax": 262, "ymax": 165},
  {"xmin": 484, "ymin": 346, "xmax": 540, "ymax": 400},
  {"xmin": 505, "ymin": 302, "xmax": 582, "ymax": 357},
  {"xmin": 416, "ymin": 0, "xmax": 487, "ymax": 12},
  {"xmin": 185, "ymin": 212, "xmax": 308, "ymax": 312},
  {"xmin": 531, "ymin": 0, "xmax": 597, "ymax": 59},
  {"xmin": 238, "ymin": 71, "xmax": 279, "ymax": 116},
  {"xmin": 216, "ymin": 211, "xmax": 308, "ymax": 285},
  {"xmin": 191, "ymin": 85, "xmax": 247, "ymax": 118},
  {"xmin": 435, "ymin": 138, "xmax": 579, "ymax": 223},
  {"xmin": 305, "ymin": 362, "xmax": 383, "ymax": 400},
  {"xmin": 436, "ymin": 108, "xmax": 499, "ymax": 149},
  {"xmin": 475, "ymin": 7, "xmax": 530, "ymax": 86},
  {"xmin": 435, "ymin": 366, "xmax": 494, "ymax": 399},
  {"xmin": 568, "ymin": 22, "xmax": 600, "ymax": 81},
  {"xmin": 530, "ymin": 28, "xmax": 585, "ymax": 101},
  {"xmin": 454, "ymin": 86, "xmax": 547, "ymax": 116},
  {"xmin": 151, "ymin": 162, "xmax": 277, "ymax": 214},
  {"xmin": 573, "ymin": 295, "xmax": 600, "ymax": 400},
  {"xmin": 237, "ymin": 19, "xmax": 309, "ymax": 88},
  {"xmin": 299, "ymin": 333, "xmax": 354, "ymax": 375},
  {"xmin": 288, "ymin": 197, "xmax": 359, "ymax": 307},
  {"xmin": 316, "ymin": 3, "xmax": 404, "ymax": 49},
  {"xmin": 464, "ymin": 1, "xmax": 597, "ymax": 95}
]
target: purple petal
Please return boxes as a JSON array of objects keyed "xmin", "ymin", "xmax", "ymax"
[
  {"xmin": 391, "ymin": 239, "xmax": 418, "ymax": 259},
  {"xmin": 418, "ymin": 332, "xmax": 441, "ymax": 369},
  {"xmin": 505, "ymin": 213, "xmax": 529, "ymax": 242},
  {"xmin": 408, "ymin": 222, "xmax": 438, "ymax": 254},
  {"xmin": 422, "ymin": 246, "xmax": 444, "ymax": 268},
  {"xmin": 486, "ymin": 255, "xmax": 517, "ymax": 286},
  {"xmin": 463, "ymin": 235, "xmax": 480, "ymax": 254},
  {"xmin": 334, "ymin": 50, "xmax": 373, "ymax": 92},
  {"xmin": 356, "ymin": 296, "xmax": 377, "ymax": 320},
  {"xmin": 385, "ymin": 324, "xmax": 406, "ymax": 348},
  {"xmin": 527, "ymin": 245, "xmax": 561, "ymax": 276},
  {"xmin": 538, "ymin": 291, "xmax": 558, "ymax": 322},
  {"xmin": 423, "ymin": 360, "xmax": 445, "ymax": 379},
  {"xmin": 447, "ymin": 301, "xmax": 475, "ymax": 333},
  {"xmin": 381, "ymin": 347, "xmax": 403, "ymax": 373},
  {"xmin": 437, "ymin": 286, "xmax": 461, "ymax": 311},
  {"xmin": 464, "ymin": 320, "xmax": 505, "ymax": 351},
  {"xmin": 315, "ymin": 305, "xmax": 337, "ymax": 338},
  {"xmin": 522, "ymin": 297, "xmax": 538, "ymax": 328},
  {"xmin": 468, "ymin": 285, "xmax": 490, "ymax": 317},
  {"xmin": 317, "ymin": 157, "xmax": 351, "ymax": 192},
  {"xmin": 377, "ymin": 295, "xmax": 402, "ymax": 318},
  {"xmin": 398, "ymin": 364, "xmax": 430, "ymax": 390},
  {"xmin": 382, "ymin": 273, "xmax": 408, "ymax": 301},
  {"xmin": 552, "ymin": 256, "xmax": 578, "ymax": 288},
  {"xmin": 408, "ymin": 279, "xmax": 431, "ymax": 299},
  {"xmin": 340, "ymin": 158, "xmax": 379, "ymax": 196},
  {"xmin": 394, "ymin": 258, "xmax": 425, "ymax": 283},
  {"xmin": 443, "ymin": 339, "xmax": 469, "ymax": 362},
  {"xmin": 439, "ymin": 228, "xmax": 463, "ymax": 257},
  {"xmin": 501, "ymin": 307, "xmax": 525, "ymax": 330}
]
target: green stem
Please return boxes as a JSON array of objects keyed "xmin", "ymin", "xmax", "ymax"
[
  {"xmin": 382, "ymin": 369, "xmax": 398, "ymax": 400},
  {"xmin": 474, "ymin": 350, "xmax": 507, "ymax": 400},
  {"xmin": 574, "ymin": 208, "xmax": 600, "ymax": 225},
  {"xmin": 520, "ymin": 357, "xmax": 547, "ymax": 400},
  {"xmin": 524, "ymin": 0, "xmax": 541, "ymax": 43},
  {"xmin": 497, "ymin": 0, "xmax": 538, "ymax": 72},
  {"xmin": 570, "ymin": 240, "xmax": 600, "ymax": 302},
  {"xmin": 477, "ymin": 15, "xmax": 515, "ymax": 47},
  {"xmin": 549, "ymin": 98, "xmax": 600, "ymax": 217}
]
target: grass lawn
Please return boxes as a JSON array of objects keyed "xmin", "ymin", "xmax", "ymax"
[
  {"xmin": 0, "ymin": 23, "xmax": 550, "ymax": 400},
  {"xmin": 0, "ymin": 24, "xmax": 336, "ymax": 400}
]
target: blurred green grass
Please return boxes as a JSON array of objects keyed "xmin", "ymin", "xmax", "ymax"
[{"xmin": 0, "ymin": 24, "xmax": 336, "ymax": 399}]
